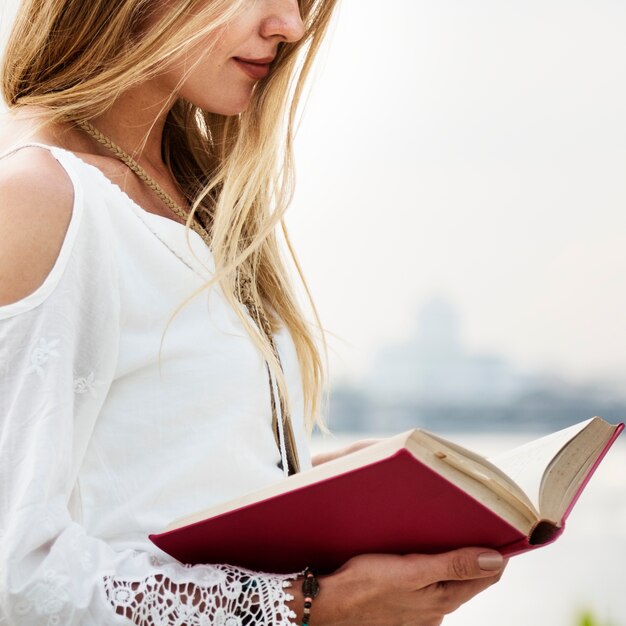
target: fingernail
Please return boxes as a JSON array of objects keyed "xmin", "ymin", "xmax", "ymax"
[{"xmin": 478, "ymin": 552, "xmax": 504, "ymax": 571}]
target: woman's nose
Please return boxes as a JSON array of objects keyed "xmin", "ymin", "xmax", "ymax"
[{"xmin": 261, "ymin": 0, "xmax": 306, "ymax": 43}]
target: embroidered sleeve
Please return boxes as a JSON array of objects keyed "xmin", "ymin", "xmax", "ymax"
[{"xmin": 0, "ymin": 152, "xmax": 301, "ymax": 626}]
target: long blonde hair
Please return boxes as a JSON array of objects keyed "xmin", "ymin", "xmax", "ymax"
[{"xmin": 1, "ymin": 0, "xmax": 337, "ymax": 435}]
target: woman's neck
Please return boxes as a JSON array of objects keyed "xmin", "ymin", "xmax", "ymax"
[{"xmin": 86, "ymin": 81, "xmax": 176, "ymax": 172}]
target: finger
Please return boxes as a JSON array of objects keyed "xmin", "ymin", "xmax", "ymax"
[
  {"xmin": 429, "ymin": 573, "xmax": 504, "ymax": 614},
  {"xmin": 407, "ymin": 548, "xmax": 505, "ymax": 586},
  {"xmin": 347, "ymin": 439, "xmax": 381, "ymax": 454}
]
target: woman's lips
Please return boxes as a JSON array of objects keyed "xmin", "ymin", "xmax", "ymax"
[{"xmin": 233, "ymin": 58, "xmax": 271, "ymax": 80}]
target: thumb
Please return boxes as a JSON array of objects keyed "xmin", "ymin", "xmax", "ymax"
[{"xmin": 420, "ymin": 548, "xmax": 505, "ymax": 584}]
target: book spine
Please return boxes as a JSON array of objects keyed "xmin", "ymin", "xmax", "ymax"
[{"xmin": 498, "ymin": 522, "xmax": 566, "ymax": 557}]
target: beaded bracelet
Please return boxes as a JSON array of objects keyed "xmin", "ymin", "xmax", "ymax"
[{"xmin": 301, "ymin": 567, "xmax": 320, "ymax": 625}]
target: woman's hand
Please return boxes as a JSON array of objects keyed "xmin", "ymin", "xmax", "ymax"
[
  {"xmin": 289, "ymin": 548, "xmax": 508, "ymax": 626},
  {"xmin": 311, "ymin": 438, "xmax": 382, "ymax": 466}
]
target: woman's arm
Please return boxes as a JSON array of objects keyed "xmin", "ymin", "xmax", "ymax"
[{"xmin": 0, "ymin": 147, "xmax": 302, "ymax": 626}]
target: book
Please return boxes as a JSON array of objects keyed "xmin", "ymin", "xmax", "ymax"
[{"xmin": 149, "ymin": 416, "xmax": 623, "ymax": 575}]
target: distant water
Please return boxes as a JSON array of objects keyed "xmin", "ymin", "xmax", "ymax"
[{"xmin": 310, "ymin": 430, "xmax": 626, "ymax": 626}]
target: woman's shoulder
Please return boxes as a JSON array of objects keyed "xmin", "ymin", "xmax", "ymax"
[{"xmin": 0, "ymin": 118, "xmax": 76, "ymax": 307}]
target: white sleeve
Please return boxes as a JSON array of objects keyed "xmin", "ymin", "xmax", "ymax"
[{"xmin": 0, "ymin": 149, "xmax": 301, "ymax": 626}]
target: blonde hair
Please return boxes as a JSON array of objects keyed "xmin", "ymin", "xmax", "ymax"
[{"xmin": 1, "ymin": 0, "xmax": 338, "ymax": 435}]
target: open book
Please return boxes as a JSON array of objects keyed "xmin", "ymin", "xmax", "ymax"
[{"xmin": 150, "ymin": 417, "xmax": 623, "ymax": 574}]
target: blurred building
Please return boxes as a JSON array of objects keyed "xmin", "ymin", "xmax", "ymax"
[
  {"xmin": 326, "ymin": 296, "xmax": 626, "ymax": 434},
  {"xmin": 366, "ymin": 296, "xmax": 526, "ymax": 405}
]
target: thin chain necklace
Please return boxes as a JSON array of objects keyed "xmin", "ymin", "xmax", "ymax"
[{"xmin": 77, "ymin": 119, "xmax": 300, "ymax": 476}]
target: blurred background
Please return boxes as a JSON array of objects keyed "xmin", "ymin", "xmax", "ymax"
[
  {"xmin": 2, "ymin": 0, "xmax": 625, "ymax": 624},
  {"xmin": 287, "ymin": 1, "xmax": 626, "ymax": 625},
  {"xmin": 289, "ymin": 0, "xmax": 626, "ymax": 432}
]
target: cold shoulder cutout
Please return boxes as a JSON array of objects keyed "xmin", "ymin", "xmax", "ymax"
[
  {"xmin": 0, "ymin": 142, "xmax": 311, "ymax": 625},
  {"xmin": 0, "ymin": 144, "xmax": 81, "ymax": 311}
]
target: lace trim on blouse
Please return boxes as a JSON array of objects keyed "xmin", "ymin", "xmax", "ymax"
[{"xmin": 103, "ymin": 564, "xmax": 301, "ymax": 626}]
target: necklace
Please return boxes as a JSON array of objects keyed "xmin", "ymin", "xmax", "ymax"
[{"xmin": 77, "ymin": 119, "xmax": 300, "ymax": 476}]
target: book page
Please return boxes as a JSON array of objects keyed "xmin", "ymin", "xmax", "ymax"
[
  {"xmin": 415, "ymin": 433, "xmax": 539, "ymax": 525},
  {"xmin": 487, "ymin": 419, "xmax": 594, "ymax": 512},
  {"xmin": 539, "ymin": 418, "xmax": 617, "ymax": 520}
]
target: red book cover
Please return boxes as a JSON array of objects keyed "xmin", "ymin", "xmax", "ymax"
[{"xmin": 149, "ymin": 422, "xmax": 623, "ymax": 575}]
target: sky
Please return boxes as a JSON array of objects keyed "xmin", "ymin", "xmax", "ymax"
[
  {"xmin": 286, "ymin": 0, "xmax": 626, "ymax": 387},
  {"xmin": 2, "ymin": 0, "xmax": 625, "ymax": 388}
]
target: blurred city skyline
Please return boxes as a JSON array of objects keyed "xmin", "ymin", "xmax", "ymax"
[
  {"xmin": 2, "ymin": 0, "xmax": 625, "ymax": 391},
  {"xmin": 328, "ymin": 294, "xmax": 626, "ymax": 433}
]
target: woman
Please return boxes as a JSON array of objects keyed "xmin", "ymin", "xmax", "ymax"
[{"xmin": 0, "ymin": 0, "xmax": 506, "ymax": 624}]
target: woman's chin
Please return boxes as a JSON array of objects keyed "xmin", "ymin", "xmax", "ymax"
[{"xmin": 193, "ymin": 92, "xmax": 254, "ymax": 117}]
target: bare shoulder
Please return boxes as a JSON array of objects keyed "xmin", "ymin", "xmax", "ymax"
[{"xmin": 0, "ymin": 145, "xmax": 75, "ymax": 306}]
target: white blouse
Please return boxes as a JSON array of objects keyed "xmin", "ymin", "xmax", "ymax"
[{"xmin": 0, "ymin": 143, "xmax": 313, "ymax": 626}]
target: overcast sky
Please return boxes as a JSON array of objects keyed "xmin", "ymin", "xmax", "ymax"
[
  {"xmin": 287, "ymin": 0, "xmax": 626, "ymax": 387},
  {"xmin": 2, "ymin": 0, "xmax": 625, "ymax": 388}
]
